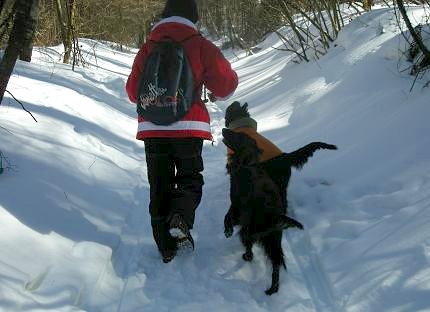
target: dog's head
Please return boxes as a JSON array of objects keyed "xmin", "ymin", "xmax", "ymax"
[
  {"xmin": 225, "ymin": 101, "xmax": 250, "ymax": 128},
  {"xmin": 222, "ymin": 128, "xmax": 262, "ymax": 168}
]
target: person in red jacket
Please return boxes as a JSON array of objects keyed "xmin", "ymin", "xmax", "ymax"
[{"xmin": 126, "ymin": 0, "xmax": 238, "ymax": 263}]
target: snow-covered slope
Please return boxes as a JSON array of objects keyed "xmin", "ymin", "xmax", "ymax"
[{"xmin": 0, "ymin": 7, "xmax": 429, "ymax": 312}]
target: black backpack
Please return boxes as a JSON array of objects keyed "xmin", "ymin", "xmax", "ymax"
[{"xmin": 136, "ymin": 36, "xmax": 198, "ymax": 125}]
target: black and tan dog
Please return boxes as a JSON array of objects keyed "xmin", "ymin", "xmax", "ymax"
[
  {"xmin": 223, "ymin": 128, "xmax": 305, "ymax": 295},
  {"xmin": 222, "ymin": 101, "xmax": 337, "ymax": 295}
]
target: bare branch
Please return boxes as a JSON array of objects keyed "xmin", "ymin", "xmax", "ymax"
[{"xmin": 5, "ymin": 90, "xmax": 38, "ymax": 122}]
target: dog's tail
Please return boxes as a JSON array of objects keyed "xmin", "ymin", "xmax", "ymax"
[
  {"xmin": 251, "ymin": 215, "xmax": 304, "ymax": 241},
  {"xmin": 279, "ymin": 215, "xmax": 304, "ymax": 230},
  {"xmin": 286, "ymin": 142, "xmax": 337, "ymax": 170}
]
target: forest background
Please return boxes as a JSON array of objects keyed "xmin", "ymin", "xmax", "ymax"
[
  {"xmin": 0, "ymin": 0, "xmax": 429, "ymax": 113},
  {"xmin": 1, "ymin": 1, "xmax": 428, "ymax": 60}
]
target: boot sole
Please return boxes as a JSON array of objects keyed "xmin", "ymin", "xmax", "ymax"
[{"xmin": 170, "ymin": 227, "xmax": 195, "ymax": 250}]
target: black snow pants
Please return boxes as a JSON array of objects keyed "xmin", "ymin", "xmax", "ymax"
[{"xmin": 144, "ymin": 137, "xmax": 204, "ymax": 253}]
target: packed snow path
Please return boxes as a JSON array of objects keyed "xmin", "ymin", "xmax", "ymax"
[
  {"xmin": 286, "ymin": 208, "xmax": 342, "ymax": 312},
  {"xmin": 101, "ymin": 102, "xmax": 343, "ymax": 312}
]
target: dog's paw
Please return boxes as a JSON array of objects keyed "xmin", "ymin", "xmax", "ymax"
[
  {"xmin": 224, "ymin": 227, "xmax": 234, "ymax": 238},
  {"xmin": 242, "ymin": 251, "xmax": 253, "ymax": 262},
  {"xmin": 265, "ymin": 285, "xmax": 279, "ymax": 296}
]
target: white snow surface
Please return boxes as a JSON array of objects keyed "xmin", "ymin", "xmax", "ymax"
[{"xmin": 1, "ymin": 7, "xmax": 430, "ymax": 312}]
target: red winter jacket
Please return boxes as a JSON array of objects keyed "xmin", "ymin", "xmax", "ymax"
[{"xmin": 126, "ymin": 16, "xmax": 238, "ymax": 141}]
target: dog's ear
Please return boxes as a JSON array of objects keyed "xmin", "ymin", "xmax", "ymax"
[
  {"xmin": 222, "ymin": 128, "xmax": 232, "ymax": 137},
  {"xmin": 221, "ymin": 128, "xmax": 233, "ymax": 150},
  {"xmin": 242, "ymin": 102, "xmax": 248, "ymax": 111},
  {"xmin": 233, "ymin": 133, "xmax": 261, "ymax": 166}
]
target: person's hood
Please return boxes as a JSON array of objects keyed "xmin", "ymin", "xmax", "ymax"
[{"xmin": 149, "ymin": 16, "xmax": 199, "ymax": 42}]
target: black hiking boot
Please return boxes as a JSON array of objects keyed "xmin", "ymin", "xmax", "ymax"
[{"xmin": 169, "ymin": 214, "xmax": 195, "ymax": 251}]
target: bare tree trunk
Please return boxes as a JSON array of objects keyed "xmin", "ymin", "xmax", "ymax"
[
  {"xmin": 55, "ymin": 0, "xmax": 68, "ymax": 62},
  {"xmin": 19, "ymin": 0, "xmax": 40, "ymax": 62},
  {"xmin": 0, "ymin": 0, "xmax": 38, "ymax": 104},
  {"xmin": 396, "ymin": 0, "xmax": 430, "ymax": 65},
  {"xmin": 55, "ymin": 0, "xmax": 76, "ymax": 64},
  {"xmin": 19, "ymin": 42, "xmax": 35, "ymax": 62},
  {"xmin": 363, "ymin": 0, "xmax": 373, "ymax": 11},
  {"xmin": 65, "ymin": 0, "xmax": 76, "ymax": 64},
  {"xmin": 0, "ymin": 5, "xmax": 14, "ymax": 43}
]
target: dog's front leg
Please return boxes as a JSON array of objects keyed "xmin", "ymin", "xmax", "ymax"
[
  {"xmin": 224, "ymin": 202, "xmax": 240, "ymax": 238},
  {"xmin": 240, "ymin": 231, "xmax": 254, "ymax": 262}
]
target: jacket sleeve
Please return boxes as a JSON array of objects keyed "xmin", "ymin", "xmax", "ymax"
[
  {"xmin": 126, "ymin": 44, "xmax": 149, "ymax": 103},
  {"xmin": 201, "ymin": 40, "xmax": 238, "ymax": 100}
]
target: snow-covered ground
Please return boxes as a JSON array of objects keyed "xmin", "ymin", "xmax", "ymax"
[{"xmin": 1, "ymin": 6, "xmax": 430, "ymax": 312}]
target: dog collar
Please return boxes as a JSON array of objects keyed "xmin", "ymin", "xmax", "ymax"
[{"xmin": 228, "ymin": 117, "xmax": 257, "ymax": 130}]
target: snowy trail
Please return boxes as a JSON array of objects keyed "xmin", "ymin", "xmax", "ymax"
[
  {"xmin": 286, "ymin": 208, "xmax": 342, "ymax": 312},
  {"xmin": 100, "ymin": 101, "xmax": 344, "ymax": 311},
  {"xmin": 111, "ymin": 204, "xmax": 149, "ymax": 312}
]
